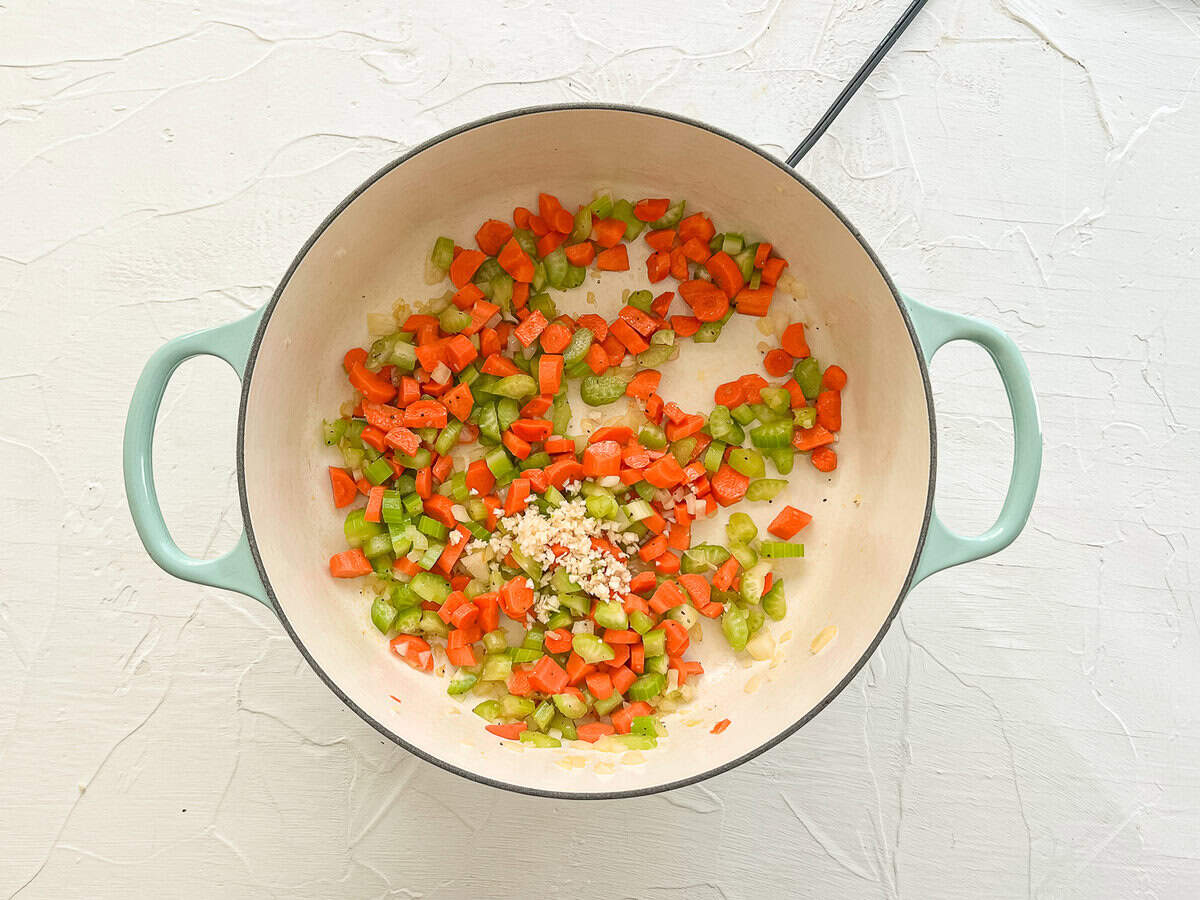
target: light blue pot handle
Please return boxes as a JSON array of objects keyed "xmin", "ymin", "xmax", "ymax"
[
  {"xmin": 123, "ymin": 309, "xmax": 273, "ymax": 611},
  {"xmin": 903, "ymin": 295, "xmax": 1043, "ymax": 586}
]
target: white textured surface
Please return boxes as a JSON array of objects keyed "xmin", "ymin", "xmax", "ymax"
[{"xmin": 2, "ymin": 1, "xmax": 1198, "ymax": 897}]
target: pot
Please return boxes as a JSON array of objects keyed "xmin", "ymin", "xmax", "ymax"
[{"xmin": 124, "ymin": 105, "xmax": 1041, "ymax": 798}]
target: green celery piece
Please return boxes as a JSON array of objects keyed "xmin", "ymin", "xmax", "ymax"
[{"xmin": 431, "ymin": 237, "xmax": 455, "ymax": 271}]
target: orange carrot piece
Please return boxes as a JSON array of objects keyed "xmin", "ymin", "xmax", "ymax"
[
  {"xmin": 513, "ymin": 310, "xmax": 549, "ymax": 347},
  {"xmin": 539, "ymin": 322, "xmax": 572, "ymax": 353},
  {"xmin": 781, "ymin": 322, "xmax": 810, "ymax": 358},
  {"xmin": 577, "ymin": 314, "xmax": 608, "ymax": 341},
  {"xmin": 678, "ymin": 213, "xmax": 715, "ymax": 243},
  {"xmin": 811, "ymin": 446, "xmax": 838, "ymax": 472},
  {"xmin": 816, "ymin": 389, "xmax": 842, "ymax": 431},
  {"xmin": 497, "ymin": 237, "xmax": 535, "ymax": 283},
  {"xmin": 760, "ymin": 256, "xmax": 788, "ymax": 285},
  {"xmin": 645, "ymin": 228, "xmax": 676, "ymax": 251},
  {"xmin": 564, "ymin": 241, "xmax": 595, "ymax": 266},
  {"xmin": 330, "ymin": 548, "xmax": 372, "ymax": 578},
  {"xmin": 646, "ymin": 251, "xmax": 670, "ymax": 283},
  {"xmin": 625, "ymin": 369, "xmax": 661, "ymax": 401},
  {"xmin": 822, "ymin": 364, "xmax": 847, "ymax": 390},
  {"xmin": 705, "ymin": 251, "xmax": 745, "ymax": 298},
  {"xmin": 591, "ymin": 218, "xmax": 627, "ymax": 248},
  {"xmin": 328, "ymin": 467, "xmax": 357, "ymax": 508},
  {"xmin": 678, "ymin": 280, "xmax": 729, "ymax": 322},
  {"xmin": 763, "ymin": 348, "xmax": 793, "ymax": 377},
  {"xmin": 710, "ymin": 463, "xmax": 750, "ymax": 506},
  {"xmin": 634, "ymin": 198, "xmax": 670, "ymax": 221},
  {"xmin": 449, "ymin": 249, "xmax": 486, "ymax": 288},
  {"xmin": 475, "ymin": 219, "xmax": 513, "ymax": 256},
  {"xmin": 793, "ymin": 423, "xmax": 835, "ymax": 451},
  {"xmin": 754, "ymin": 242, "xmax": 772, "ymax": 267},
  {"xmin": 538, "ymin": 354, "xmax": 563, "ymax": 394},
  {"xmin": 596, "ymin": 245, "xmax": 629, "ymax": 271}
]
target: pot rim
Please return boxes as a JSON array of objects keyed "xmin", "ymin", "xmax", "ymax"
[{"xmin": 236, "ymin": 102, "xmax": 937, "ymax": 799}]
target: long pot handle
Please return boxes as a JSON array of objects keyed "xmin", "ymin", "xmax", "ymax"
[
  {"xmin": 903, "ymin": 295, "xmax": 1043, "ymax": 586},
  {"xmin": 123, "ymin": 309, "xmax": 273, "ymax": 610}
]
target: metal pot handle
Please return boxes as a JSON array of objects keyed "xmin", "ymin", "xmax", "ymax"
[
  {"xmin": 122, "ymin": 308, "xmax": 272, "ymax": 610},
  {"xmin": 903, "ymin": 295, "xmax": 1043, "ymax": 586}
]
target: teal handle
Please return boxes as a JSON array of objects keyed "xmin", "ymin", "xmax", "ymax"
[
  {"xmin": 903, "ymin": 295, "xmax": 1043, "ymax": 586},
  {"xmin": 123, "ymin": 309, "xmax": 273, "ymax": 610}
]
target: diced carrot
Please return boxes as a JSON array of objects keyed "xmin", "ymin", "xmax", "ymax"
[
  {"xmin": 402, "ymin": 400, "xmax": 448, "ymax": 429},
  {"xmin": 811, "ymin": 446, "xmax": 838, "ymax": 472},
  {"xmin": 440, "ymin": 383, "xmax": 472, "ymax": 423},
  {"xmin": 544, "ymin": 628, "xmax": 574, "ymax": 654},
  {"xmin": 576, "ymin": 722, "xmax": 616, "ymax": 743},
  {"xmin": 816, "ymin": 390, "xmax": 842, "ymax": 431},
  {"xmin": 646, "ymin": 250, "xmax": 670, "ymax": 283},
  {"xmin": 356, "ymin": 477, "xmax": 371, "ymax": 496},
  {"xmin": 513, "ymin": 310, "xmax": 548, "ymax": 347},
  {"xmin": 528, "ymin": 655, "xmax": 569, "ymax": 694},
  {"xmin": 509, "ymin": 418, "xmax": 553, "ymax": 442},
  {"xmin": 648, "ymin": 580, "xmax": 685, "ymax": 614},
  {"xmin": 608, "ymin": 318, "xmax": 649, "ymax": 354},
  {"xmin": 349, "ymin": 362, "xmax": 397, "ymax": 404},
  {"xmin": 513, "ymin": 206, "xmax": 532, "ymax": 229},
  {"xmin": 582, "ymin": 440, "xmax": 622, "ymax": 477},
  {"xmin": 670, "ymin": 315, "xmax": 701, "ymax": 337},
  {"xmin": 782, "ymin": 378, "xmax": 806, "ymax": 408},
  {"xmin": 763, "ymin": 348, "xmax": 793, "ymax": 376},
  {"xmin": 502, "ymin": 430, "xmax": 532, "ymax": 461},
  {"xmin": 678, "ymin": 280, "xmax": 729, "ymax": 322},
  {"xmin": 465, "ymin": 458, "xmax": 496, "ymax": 496},
  {"xmin": 475, "ymin": 219, "xmax": 513, "ymax": 256},
  {"xmin": 781, "ymin": 322, "xmax": 810, "ymax": 358},
  {"xmin": 666, "ymin": 520, "xmax": 690, "ymax": 551},
  {"xmin": 537, "ymin": 192, "xmax": 564, "ymax": 224},
  {"xmin": 711, "ymin": 463, "xmax": 750, "ymax": 506},
  {"xmin": 591, "ymin": 218, "xmax": 627, "ymax": 248},
  {"xmin": 565, "ymin": 652, "xmax": 594, "ymax": 686},
  {"xmin": 544, "ymin": 437, "xmax": 575, "ymax": 454},
  {"xmin": 618, "ymin": 305, "xmax": 660, "ymax": 338},
  {"xmin": 705, "ymin": 250, "xmax": 744, "ymax": 298},
  {"xmin": 330, "ymin": 548, "xmax": 372, "ymax": 578},
  {"xmin": 713, "ymin": 555, "xmax": 740, "ymax": 591},
  {"xmin": 678, "ymin": 213, "xmax": 716, "ymax": 243},
  {"xmin": 565, "ymin": 241, "xmax": 595, "ymax": 266},
  {"xmin": 638, "ymin": 534, "xmax": 668, "ymax": 562},
  {"xmin": 793, "ymin": 423, "xmax": 836, "ymax": 451},
  {"xmin": 485, "ymin": 722, "xmax": 527, "ymax": 740},
  {"xmin": 644, "ymin": 454, "xmax": 685, "ymax": 488},
  {"xmin": 681, "ymin": 236, "xmax": 711, "ymax": 263},
  {"xmin": 711, "ymin": 718, "xmax": 731, "ymax": 734},
  {"xmin": 577, "ymin": 314, "xmax": 608, "ymax": 342},
  {"xmin": 449, "ymin": 249, "xmax": 486, "ymax": 288},
  {"xmin": 328, "ymin": 467, "xmax": 358, "ymax": 508},
  {"xmin": 343, "ymin": 347, "xmax": 368, "ymax": 372},
  {"xmin": 360, "ymin": 487, "xmax": 382, "ymax": 524},
  {"xmin": 480, "ymin": 353, "xmax": 521, "ymax": 376},
  {"xmin": 645, "ymin": 228, "xmax": 676, "ymax": 251},
  {"xmin": 499, "ymin": 574, "xmax": 535, "ymax": 618},
  {"xmin": 625, "ymin": 369, "xmax": 661, "ymax": 401},
  {"xmin": 414, "ymin": 466, "xmax": 432, "ymax": 499},
  {"xmin": 497, "ymin": 237, "xmax": 535, "ymax": 283},
  {"xmin": 651, "ymin": 291, "xmax": 674, "ymax": 318},
  {"xmin": 665, "ymin": 414, "xmax": 705, "ymax": 441},
  {"xmin": 602, "ymin": 333, "xmax": 626, "ymax": 366},
  {"xmin": 760, "ymin": 256, "xmax": 788, "ymax": 284},
  {"xmin": 589, "ymin": 425, "xmax": 634, "ymax": 444},
  {"xmin": 823, "ymin": 364, "xmax": 848, "ymax": 391},
  {"xmin": 585, "ymin": 671, "xmax": 614, "ymax": 700},
  {"xmin": 596, "ymin": 245, "xmax": 629, "ymax": 271},
  {"xmin": 677, "ymin": 573, "xmax": 711, "ymax": 609},
  {"xmin": 610, "ymin": 665, "xmax": 637, "ymax": 695},
  {"xmin": 644, "ymin": 392, "xmax": 664, "ymax": 423},
  {"xmin": 734, "ymin": 285, "xmax": 775, "ymax": 316},
  {"xmin": 669, "ymin": 246, "xmax": 689, "ymax": 280},
  {"xmin": 528, "ymin": 214, "xmax": 549, "ymax": 236},
  {"xmin": 634, "ymin": 198, "xmax": 670, "ymax": 221},
  {"xmin": 479, "ymin": 327, "xmax": 501, "ymax": 357},
  {"xmin": 584, "ymin": 342, "xmax": 610, "ymax": 375},
  {"xmin": 612, "ymin": 701, "xmax": 653, "ymax": 734},
  {"xmin": 537, "ymin": 230, "xmax": 567, "ymax": 258},
  {"xmin": 738, "ymin": 374, "xmax": 768, "ymax": 404},
  {"xmin": 453, "ymin": 282, "xmax": 485, "ymax": 310},
  {"xmin": 714, "ymin": 381, "xmax": 744, "ymax": 408},
  {"xmin": 521, "ymin": 395, "xmax": 552, "ymax": 418},
  {"xmin": 539, "ymin": 323, "xmax": 571, "ymax": 354},
  {"xmin": 545, "ymin": 458, "xmax": 584, "ymax": 488}
]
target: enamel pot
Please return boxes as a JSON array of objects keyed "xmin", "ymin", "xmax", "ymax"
[{"xmin": 124, "ymin": 105, "xmax": 1042, "ymax": 798}]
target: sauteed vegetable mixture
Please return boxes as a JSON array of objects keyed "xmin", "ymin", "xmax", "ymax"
[{"xmin": 323, "ymin": 191, "xmax": 846, "ymax": 749}]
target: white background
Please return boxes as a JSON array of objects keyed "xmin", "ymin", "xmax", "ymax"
[{"xmin": 2, "ymin": 1, "xmax": 1199, "ymax": 897}]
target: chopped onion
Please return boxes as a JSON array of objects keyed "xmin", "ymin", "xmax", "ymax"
[
  {"xmin": 598, "ymin": 475, "xmax": 622, "ymax": 488},
  {"xmin": 747, "ymin": 630, "xmax": 776, "ymax": 661},
  {"xmin": 431, "ymin": 362, "xmax": 452, "ymax": 385},
  {"xmin": 367, "ymin": 312, "xmax": 394, "ymax": 336}
]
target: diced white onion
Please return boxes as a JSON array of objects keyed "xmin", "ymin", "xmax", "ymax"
[{"xmin": 747, "ymin": 630, "xmax": 776, "ymax": 661}]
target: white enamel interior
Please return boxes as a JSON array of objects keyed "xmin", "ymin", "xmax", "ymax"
[{"xmin": 241, "ymin": 108, "xmax": 932, "ymax": 796}]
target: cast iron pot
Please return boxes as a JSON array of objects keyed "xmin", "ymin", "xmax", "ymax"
[{"xmin": 124, "ymin": 105, "xmax": 1042, "ymax": 798}]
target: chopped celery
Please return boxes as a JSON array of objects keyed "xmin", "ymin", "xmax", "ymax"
[
  {"xmin": 473, "ymin": 700, "xmax": 502, "ymax": 721},
  {"xmin": 703, "ymin": 439, "xmax": 727, "ymax": 473},
  {"xmin": 793, "ymin": 357, "xmax": 822, "ymax": 399},
  {"xmin": 431, "ymin": 236, "xmax": 455, "ymax": 271},
  {"xmin": 586, "ymin": 493, "xmax": 618, "ymax": 520},
  {"xmin": 767, "ymin": 447, "xmax": 795, "ymax": 475},
  {"xmin": 793, "ymin": 406, "xmax": 816, "ymax": 430},
  {"xmin": 746, "ymin": 479, "xmax": 787, "ymax": 501},
  {"xmin": 730, "ymin": 404, "xmax": 756, "ymax": 426},
  {"xmin": 572, "ymin": 633, "xmax": 616, "ymax": 664},
  {"xmin": 760, "ymin": 386, "xmax": 791, "ymax": 415},
  {"xmin": 729, "ymin": 543, "xmax": 758, "ymax": 570},
  {"xmin": 485, "ymin": 446, "xmax": 514, "ymax": 477},
  {"xmin": 410, "ymin": 571, "xmax": 450, "ymax": 605},
  {"xmin": 762, "ymin": 577, "xmax": 787, "ymax": 620},
  {"xmin": 760, "ymin": 541, "xmax": 805, "ymax": 559},
  {"xmin": 323, "ymin": 418, "xmax": 348, "ymax": 446},
  {"xmin": 370, "ymin": 596, "xmax": 397, "ymax": 633},
  {"xmin": 624, "ymin": 498, "xmax": 654, "ymax": 522},
  {"xmin": 434, "ymin": 420, "xmax": 463, "ymax": 455},
  {"xmin": 728, "ymin": 447, "xmax": 764, "ymax": 478},
  {"xmin": 632, "ymin": 715, "xmax": 659, "ymax": 737},
  {"xmin": 721, "ymin": 232, "xmax": 744, "ymax": 255},
  {"xmin": 363, "ymin": 457, "xmax": 394, "ymax": 485},
  {"xmin": 741, "ymin": 563, "xmax": 770, "ymax": 604},
  {"xmin": 562, "ymin": 327, "xmax": 594, "ymax": 365},
  {"xmin": 495, "ymin": 374, "xmax": 538, "ymax": 399},
  {"xmin": 593, "ymin": 601, "xmax": 628, "ymax": 630},
  {"xmin": 630, "ymin": 610, "xmax": 655, "ymax": 635},
  {"xmin": 627, "ymin": 673, "xmax": 666, "ymax": 701},
  {"xmin": 420, "ymin": 608, "xmax": 448, "ymax": 636},
  {"xmin": 641, "ymin": 629, "xmax": 666, "ymax": 658},
  {"xmin": 636, "ymin": 344, "xmax": 676, "ymax": 368},
  {"xmin": 726, "ymin": 512, "xmax": 758, "ymax": 545},
  {"xmin": 627, "ymin": 290, "xmax": 654, "ymax": 312},
  {"xmin": 447, "ymin": 671, "xmax": 478, "ymax": 695},
  {"xmin": 513, "ymin": 228, "xmax": 538, "ymax": 257},
  {"xmin": 529, "ymin": 292, "xmax": 558, "ymax": 318},
  {"xmin": 569, "ymin": 206, "xmax": 592, "ymax": 243},
  {"xmin": 750, "ymin": 421, "xmax": 793, "ymax": 449},
  {"xmin": 589, "ymin": 191, "xmax": 614, "ymax": 218},
  {"xmin": 552, "ymin": 692, "xmax": 588, "ymax": 719},
  {"xmin": 610, "ymin": 198, "xmax": 645, "ymax": 240},
  {"xmin": 439, "ymin": 306, "xmax": 471, "ymax": 334},
  {"xmin": 500, "ymin": 694, "xmax": 535, "ymax": 718},
  {"xmin": 722, "ymin": 605, "xmax": 749, "ymax": 651},
  {"xmin": 680, "ymin": 544, "xmax": 730, "ymax": 573},
  {"xmin": 639, "ymin": 424, "xmax": 668, "ymax": 450},
  {"xmin": 580, "ymin": 375, "xmax": 628, "ymax": 406},
  {"xmin": 543, "ymin": 246, "xmax": 568, "ymax": 287},
  {"xmin": 480, "ymin": 654, "xmax": 513, "ymax": 682},
  {"xmin": 490, "ymin": 272, "xmax": 514, "ymax": 312},
  {"xmin": 497, "ymin": 397, "xmax": 520, "ymax": 434},
  {"xmin": 531, "ymin": 699, "xmax": 556, "ymax": 731}
]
